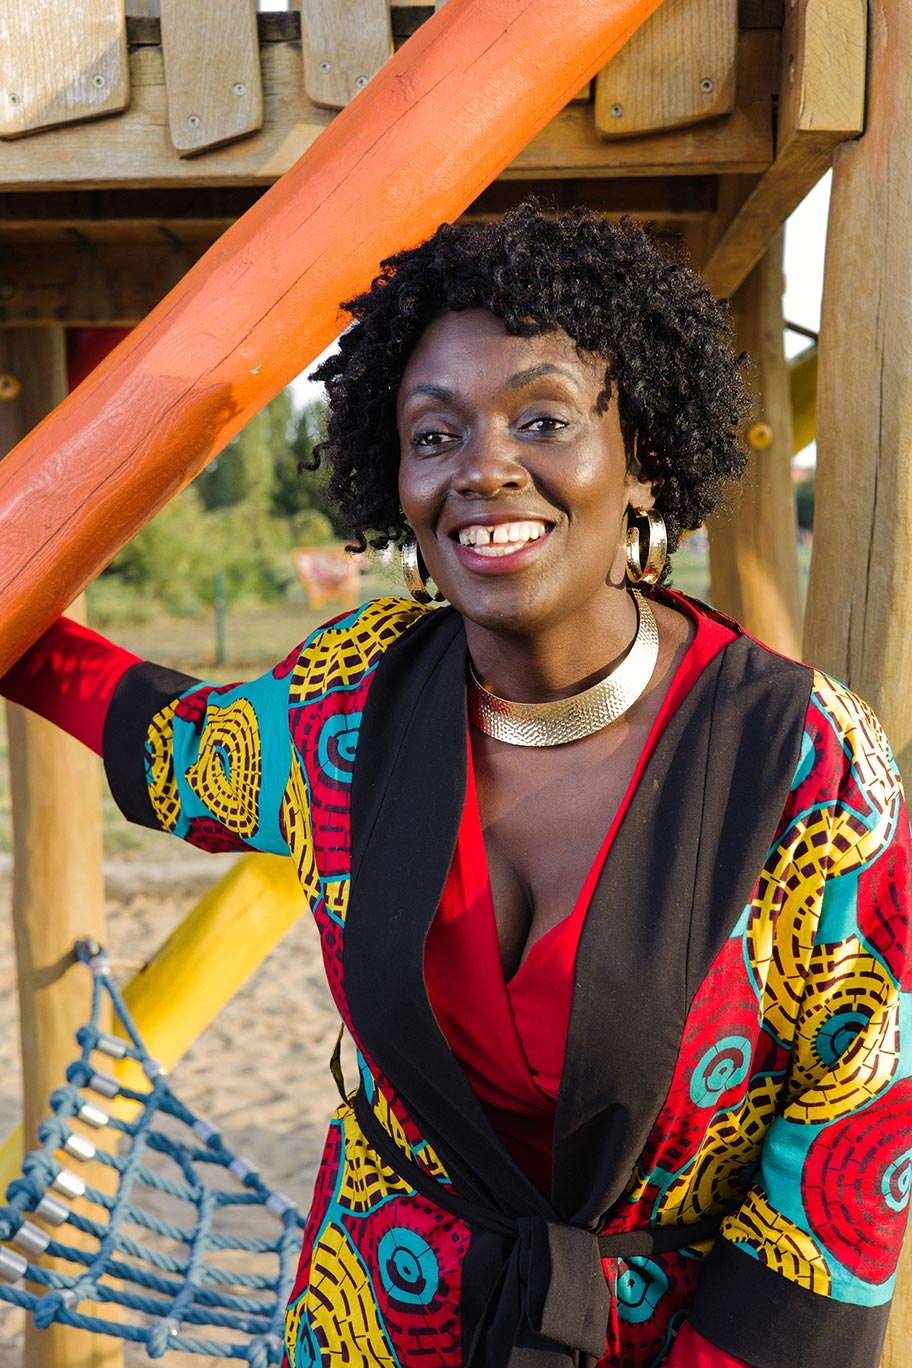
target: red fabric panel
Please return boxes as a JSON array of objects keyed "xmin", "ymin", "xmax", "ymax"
[
  {"xmin": 667, "ymin": 1322, "xmax": 752, "ymax": 1367},
  {"xmin": 66, "ymin": 328, "xmax": 132, "ymax": 391},
  {"xmin": 0, "ymin": 616, "xmax": 140, "ymax": 757}
]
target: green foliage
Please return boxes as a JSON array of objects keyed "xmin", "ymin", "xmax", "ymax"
[
  {"xmin": 795, "ymin": 476, "xmax": 815, "ymax": 531},
  {"xmin": 96, "ymin": 390, "xmax": 339, "ymax": 622}
]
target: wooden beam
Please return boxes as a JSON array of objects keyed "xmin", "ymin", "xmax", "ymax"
[
  {"xmin": 700, "ymin": 0, "xmax": 865, "ymax": 297},
  {"xmin": 462, "ymin": 176, "xmax": 718, "ymax": 222},
  {"xmin": 1, "ymin": 327, "xmax": 117, "ymax": 1368},
  {"xmin": 803, "ymin": 0, "xmax": 912, "ymax": 787},
  {"xmin": 299, "ymin": 0, "xmax": 393, "ymax": 109},
  {"xmin": 707, "ymin": 230, "xmax": 803, "ymax": 655},
  {"xmin": 0, "ymin": 0, "xmax": 672, "ymax": 677},
  {"xmin": 0, "ymin": 29, "xmax": 776, "ymax": 191}
]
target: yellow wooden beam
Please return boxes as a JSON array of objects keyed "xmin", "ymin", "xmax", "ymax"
[{"xmin": 789, "ymin": 343, "xmax": 817, "ymax": 453}]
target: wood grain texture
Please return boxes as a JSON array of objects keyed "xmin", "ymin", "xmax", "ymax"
[
  {"xmin": 1, "ymin": 326, "xmax": 117, "ymax": 1368},
  {"xmin": 701, "ymin": 0, "xmax": 866, "ymax": 297},
  {"xmin": 707, "ymin": 231, "xmax": 803, "ymax": 656},
  {"xmin": 0, "ymin": 0, "xmax": 668, "ymax": 675},
  {"xmin": 594, "ymin": 0, "xmax": 737, "ymax": 138},
  {"xmin": 0, "ymin": 27, "xmax": 775, "ymax": 190},
  {"xmin": 803, "ymin": 0, "xmax": 912, "ymax": 786},
  {"xmin": 160, "ymin": 0, "xmax": 263, "ymax": 156},
  {"xmin": 299, "ymin": 0, "xmax": 393, "ymax": 109},
  {"xmin": 0, "ymin": 0, "xmax": 129, "ymax": 139}
]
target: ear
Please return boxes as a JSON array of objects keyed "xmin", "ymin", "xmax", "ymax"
[{"xmin": 624, "ymin": 458, "xmax": 658, "ymax": 513}]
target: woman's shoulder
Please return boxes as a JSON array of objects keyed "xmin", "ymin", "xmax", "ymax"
[{"xmin": 284, "ymin": 595, "xmax": 439, "ymax": 695}]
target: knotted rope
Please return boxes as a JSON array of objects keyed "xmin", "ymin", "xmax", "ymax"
[{"xmin": 0, "ymin": 941, "xmax": 303, "ymax": 1363}]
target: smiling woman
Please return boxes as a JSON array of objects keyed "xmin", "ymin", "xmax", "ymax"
[{"xmin": 2, "ymin": 202, "xmax": 911, "ymax": 1368}]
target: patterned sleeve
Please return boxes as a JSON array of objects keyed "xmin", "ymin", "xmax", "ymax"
[
  {"xmin": 103, "ymin": 645, "xmax": 303, "ymax": 856},
  {"xmin": 691, "ymin": 672, "xmax": 912, "ymax": 1366}
]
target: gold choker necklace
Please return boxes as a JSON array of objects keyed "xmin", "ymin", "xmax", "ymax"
[{"xmin": 468, "ymin": 590, "xmax": 659, "ymax": 747}]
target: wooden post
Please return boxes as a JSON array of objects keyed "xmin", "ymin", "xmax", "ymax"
[
  {"xmin": 1, "ymin": 328, "xmax": 118, "ymax": 1368},
  {"xmin": 802, "ymin": 0, "xmax": 912, "ymax": 782},
  {"xmin": 707, "ymin": 229, "xmax": 803, "ymax": 656}
]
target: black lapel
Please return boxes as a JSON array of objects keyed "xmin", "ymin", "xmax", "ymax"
[
  {"xmin": 345, "ymin": 605, "xmax": 554, "ymax": 1220},
  {"xmin": 552, "ymin": 635, "xmax": 813, "ymax": 1222}
]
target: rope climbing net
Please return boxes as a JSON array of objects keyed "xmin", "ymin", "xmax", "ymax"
[{"xmin": 0, "ymin": 941, "xmax": 304, "ymax": 1364}]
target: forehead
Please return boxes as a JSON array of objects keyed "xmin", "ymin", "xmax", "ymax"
[{"xmin": 397, "ymin": 309, "xmax": 602, "ymax": 401}]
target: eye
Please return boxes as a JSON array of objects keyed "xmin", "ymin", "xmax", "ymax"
[
  {"xmin": 412, "ymin": 428, "xmax": 458, "ymax": 449},
  {"xmin": 520, "ymin": 414, "xmax": 568, "ymax": 434}
]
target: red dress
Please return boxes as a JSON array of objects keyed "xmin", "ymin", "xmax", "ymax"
[{"xmin": 425, "ymin": 594, "xmax": 749, "ymax": 1366}]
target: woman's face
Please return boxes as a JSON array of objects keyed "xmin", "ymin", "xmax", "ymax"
[{"xmin": 397, "ymin": 309, "xmax": 654, "ymax": 637}]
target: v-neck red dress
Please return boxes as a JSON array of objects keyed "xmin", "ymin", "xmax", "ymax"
[{"xmin": 424, "ymin": 595, "xmax": 746, "ymax": 1368}]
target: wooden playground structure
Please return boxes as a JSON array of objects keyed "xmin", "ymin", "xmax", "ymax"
[{"xmin": 0, "ymin": 0, "xmax": 909, "ymax": 1363}]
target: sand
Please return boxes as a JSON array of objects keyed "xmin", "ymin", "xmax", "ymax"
[{"xmin": 0, "ymin": 841, "xmax": 354, "ymax": 1368}]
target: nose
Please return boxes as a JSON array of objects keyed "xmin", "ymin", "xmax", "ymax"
[{"xmin": 454, "ymin": 428, "xmax": 530, "ymax": 499}]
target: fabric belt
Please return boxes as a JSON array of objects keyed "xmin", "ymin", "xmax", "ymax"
[{"xmin": 352, "ymin": 1088, "xmax": 723, "ymax": 1366}]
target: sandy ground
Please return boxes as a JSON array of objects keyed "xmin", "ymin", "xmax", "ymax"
[{"xmin": 0, "ymin": 843, "xmax": 354, "ymax": 1367}]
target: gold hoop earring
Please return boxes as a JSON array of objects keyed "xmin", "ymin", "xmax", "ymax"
[
  {"xmin": 401, "ymin": 538, "xmax": 445, "ymax": 605},
  {"xmin": 625, "ymin": 508, "xmax": 667, "ymax": 586}
]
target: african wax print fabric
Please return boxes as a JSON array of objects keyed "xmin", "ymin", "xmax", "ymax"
[{"xmin": 103, "ymin": 595, "xmax": 912, "ymax": 1368}]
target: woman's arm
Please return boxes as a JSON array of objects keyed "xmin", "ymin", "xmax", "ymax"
[{"xmin": 0, "ymin": 615, "xmax": 141, "ymax": 755}]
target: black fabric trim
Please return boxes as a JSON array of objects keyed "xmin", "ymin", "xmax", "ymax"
[
  {"xmin": 690, "ymin": 1238, "xmax": 890, "ymax": 1368},
  {"xmin": 103, "ymin": 660, "xmax": 200, "ymax": 829},
  {"xmin": 552, "ymin": 636, "xmax": 813, "ymax": 1222}
]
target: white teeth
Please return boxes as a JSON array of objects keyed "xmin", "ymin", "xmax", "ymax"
[{"xmin": 457, "ymin": 520, "xmax": 548, "ymax": 552}]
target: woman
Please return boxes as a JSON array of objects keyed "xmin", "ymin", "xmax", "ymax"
[{"xmin": 4, "ymin": 204, "xmax": 910, "ymax": 1368}]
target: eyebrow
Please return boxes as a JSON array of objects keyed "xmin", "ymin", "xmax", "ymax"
[
  {"xmin": 505, "ymin": 363, "xmax": 578, "ymax": 390},
  {"xmin": 402, "ymin": 365, "xmax": 577, "ymax": 406}
]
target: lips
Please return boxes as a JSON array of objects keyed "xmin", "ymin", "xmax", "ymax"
[{"xmin": 452, "ymin": 519, "xmax": 551, "ymax": 558}]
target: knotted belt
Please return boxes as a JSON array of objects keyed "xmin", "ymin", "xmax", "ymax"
[{"xmin": 353, "ymin": 1089, "xmax": 723, "ymax": 1366}]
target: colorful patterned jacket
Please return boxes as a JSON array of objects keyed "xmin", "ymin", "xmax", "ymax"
[{"xmin": 104, "ymin": 593, "xmax": 912, "ymax": 1368}]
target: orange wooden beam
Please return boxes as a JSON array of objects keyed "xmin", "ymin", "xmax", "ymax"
[{"xmin": 0, "ymin": 0, "xmax": 663, "ymax": 674}]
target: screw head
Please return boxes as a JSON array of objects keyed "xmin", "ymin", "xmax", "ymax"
[
  {"xmin": 233, "ymin": 82, "xmax": 246, "ymax": 96},
  {"xmin": 187, "ymin": 113, "xmax": 201, "ymax": 128},
  {"xmin": 92, "ymin": 73, "xmax": 106, "ymax": 89},
  {"xmin": 8, "ymin": 92, "xmax": 20, "ymax": 106},
  {"xmin": 610, "ymin": 102, "xmax": 623, "ymax": 118},
  {"xmin": 318, "ymin": 60, "xmax": 331, "ymax": 74},
  {"xmin": 699, "ymin": 77, "xmax": 714, "ymax": 94},
  {"xmin": 355, "ymin": 75, "xmax": 368, "ymax": 89},
  {"xmin": 748, "ymin": 421, "xmax": 774, "ymax": 450},
  {"xmin": 0, "ymin": 374, "xmax": 21, "ymax": 401}
]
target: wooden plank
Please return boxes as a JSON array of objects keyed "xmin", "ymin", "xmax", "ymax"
[
  {"xmin": 700, "ymin": 0, "xmax": 866, "ymax": 297},
  {"xmin": 594, "ymin": 0, "xmax": 738, "ymax": 138},
  {"xmin": 0, "ymin": 0, "xmax": 129, "ymax": 140},
  {"xmin": 160, "ymin": 0, "xmax": 263, "ymax": 156},
  {"xmin": 0, "ymin": 28, "xmax": 776, "ymax": 191},
  {"xmin": 1, "ymin": 326, "xmax": 119, "ymax": 1368},
  {"xmin": 0, "ymin": 241, "xmax": 205, "ymax": 326},
  {"xmin": 803, "ymin": 0, "xmax": 912, "ymax": 788},
  {"xmin": 299, "ymin": 0, "xmax": 393, "ymax": 109},
  {"xmin": 462, "ymin": 176, "xmax": 718, "ymax": 223},
  {"xmin": 706, "ymin": 229, "xmax": 803, "ymax": 656}
]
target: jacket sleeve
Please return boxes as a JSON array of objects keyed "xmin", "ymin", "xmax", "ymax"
[
  {"xmin": 103, "ymin": 646, "xmax": 303, "ymax": 856},
  {"xmin": 690, "ymin": 673, "xmax": 912, "ymax": 1368}
]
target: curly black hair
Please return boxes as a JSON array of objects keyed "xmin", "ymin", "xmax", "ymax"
[{"xmin": 312, "ymin": 200, "xmax": 748, "ymax": 567}]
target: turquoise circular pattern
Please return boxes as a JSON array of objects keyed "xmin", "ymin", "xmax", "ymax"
[
  {"xmin": 377, "ymin": 1227, "xmax": 440, "ymax": 1306},
  {"xmin": 689, "ymin": 1035, "xmax": 753, "ymax": 1108},
  {"xmin": 814, "ymin": 1009, "xmax": 869, "ymax": 1067},
  {"xmin": 317, "ymin": 713, "xmax": 362, "ymax": 784},
  {"xmin": 616, "ymin": 1257, "xmax": 668, "ymax": 1324},
  {"xmin": 882, "ymin": 1147, "xmax": 912, "ymax": 1213}
]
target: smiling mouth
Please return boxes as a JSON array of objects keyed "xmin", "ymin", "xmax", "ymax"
[{"xmin": 453, "ymin": 520, "xmax": 551, "ymax": 558}]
